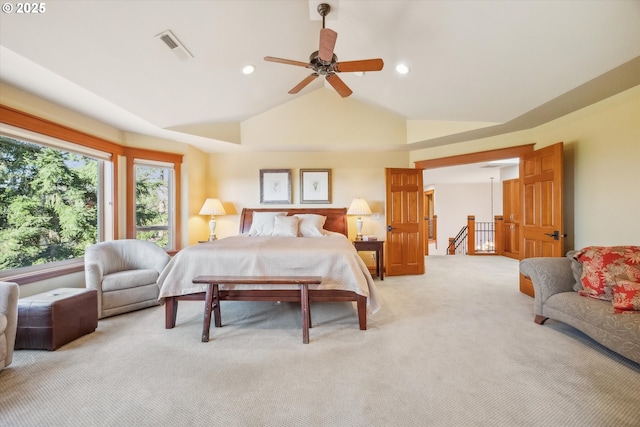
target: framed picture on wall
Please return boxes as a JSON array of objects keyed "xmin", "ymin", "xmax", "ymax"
[
  {"xmin": 260, "ymin": 169, "xmax": 292, "ymax": 204},
  {"xmin": 300, "ymin": 169, "xmax": 332, "ymax": 204}
]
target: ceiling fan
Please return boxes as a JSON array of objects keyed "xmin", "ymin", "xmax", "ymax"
[{"xmin": 264, "ymin": 3, "xmax": 384, "ymax": 98}]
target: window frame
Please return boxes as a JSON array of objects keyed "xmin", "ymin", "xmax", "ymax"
[
  {"xmin": 0, "ymin": 105, "xmax": 183, "ymax": 284},
  {"xmin": 123, "ymin": 147, "xmax": 182, "ymax": 250},
  {"xmin": 132, "ymin": 159, "xmax": 176, "ymax": 249}
]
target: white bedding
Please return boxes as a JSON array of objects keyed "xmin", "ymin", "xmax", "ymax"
[{"xmin": 157, "ymin": 233, "xmax": 382, "ymax": 314}]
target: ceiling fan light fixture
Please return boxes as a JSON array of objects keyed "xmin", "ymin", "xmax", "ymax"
[
  {"xmin": 242, "ymin": 65, "xmax": 255, "ymax": 75},
  {"xmin": 264, "ymin": 3, "xmax": 383, "ymax": 98},
  {"xmin": 396, "ymin": 63, "xmax": 410, "ymax": 74}
]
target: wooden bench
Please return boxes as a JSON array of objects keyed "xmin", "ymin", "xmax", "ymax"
[
  {"xmin": 193, "ymin": 275, "xmax": 323, "ymax": 344},
  {"xmin": 163, "ymin": 285, "xmax": 367, "ymax": 334}
]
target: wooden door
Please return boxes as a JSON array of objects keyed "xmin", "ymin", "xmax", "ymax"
[
  {"xmin": 502, "ymin": 178, "xmax": 520, "ymax": 260},
  {"xmin": 386, "ymin": 168, "xmax": 425, "ymax": 276},
  {"xmin": 520, "ymin": 142, "xmax": 565, "ymax": 296},
  {"xmin": 423, "ymin": 190, "xmax": 434, "ymax": 255}
]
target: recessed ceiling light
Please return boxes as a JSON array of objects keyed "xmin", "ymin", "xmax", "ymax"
[
  {"xmin": 395, "ymin": 63, "xmax": 410, "ymax": 74},
  {"xmin": 242, "ymin": 65, "xmax": 255, "ymax": 75},
  {"xmin": 354, "ymin": 71, "xmax": 365, "ymax": 77}
]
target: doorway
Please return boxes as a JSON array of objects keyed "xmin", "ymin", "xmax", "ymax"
[{"xmin": 416, "ymin": 144, "xmax": 533, "ymax": 256}]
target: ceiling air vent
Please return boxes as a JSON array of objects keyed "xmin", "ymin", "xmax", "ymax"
[{"xmin": 156, "ymin": 30, "xmax": 193, "ymax": 60}]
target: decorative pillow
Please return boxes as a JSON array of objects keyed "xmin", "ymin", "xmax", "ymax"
[
  {"xmin": 294, "ymin": 214, "xmax": 327, "ymax": 237},
  {"xmin": 272, "ymin": 215, "xmax": 299, "ymax": 237},
  {"xmin": 247, "ymin": 212, "xmax": 287, "ymax": 236},
  {"xmin": 576, "ymin": 246, "xmax": 640, "ymax": 301},
  {"xmin": 611, "ymin": 279, "xmax": 640, "ymax": 313},
  {"xmin": 567, "ymin": 250, "xmax": 583, "ymax": 292}
]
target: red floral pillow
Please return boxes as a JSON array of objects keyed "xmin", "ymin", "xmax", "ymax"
[
  {"xmin": 575, "ymin": 246, "xmax": 640, "ymax": 301},
  {"xmin": 611, "ymin": 279, "xmax": 640, "ymax": 313}
]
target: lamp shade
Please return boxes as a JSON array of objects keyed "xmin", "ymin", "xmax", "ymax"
[
  {"xmin": 347, "ymin": 198, "xmax": 372, "ymax": 216},
  {"xmin": 199, "ymin": 198, "xmax": 227, "ymax": 216}
]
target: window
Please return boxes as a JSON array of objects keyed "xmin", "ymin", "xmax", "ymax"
[
  {"xmin": 0, "ymin": 134, "xmax": 112, "ymax": 270},
  {"xmin": 134, "ymin": 161, "xmax": 174, "ymax": 249},
  {"xmin": 0, "ymin": 105, "xmax": 182, "ymax": 284},
  {"xmin": 124, "ymin": 147, "xmax": 182, "ymax": 251}
]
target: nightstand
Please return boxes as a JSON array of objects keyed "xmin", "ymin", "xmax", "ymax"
[{"xmin": 353, "ymin": 240, "xmax": 384, "ymax": 280}]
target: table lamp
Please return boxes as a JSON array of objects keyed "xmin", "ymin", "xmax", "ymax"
[
  {"xmin": 199, "ymin": 198, "xmax": 227, "ymax": 241},
  {"xmin": 347, "ymin": 198, "xmax": 372, "ymax": 241}
]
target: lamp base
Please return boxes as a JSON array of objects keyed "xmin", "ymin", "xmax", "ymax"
[
  {"xmin": 208, "ymin": 218, "xmax": 217, "ymax": 242},
  {"xmin": 355, "ymin": 217, "xmax": 364, "ymax": 241}
]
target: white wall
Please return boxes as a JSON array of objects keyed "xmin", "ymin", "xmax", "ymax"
[
  {"xmin": 429, "ymin": 182, "xmax": 503, "ymax": 255},
  {"xmin": 501, "ymin": 165, "xmax": 519, "ymax": 180}
]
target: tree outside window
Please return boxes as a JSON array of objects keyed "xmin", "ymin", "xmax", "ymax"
[
  {"xmin": 0, "ymin": 136, "xmax": 98, "ymax": 269},
  {"xmin": 134, "ymin": 163, "xmax": 172, "ymax": 248},
  {"xmin": 0, "ymin": 107, "xmax": 182, "ymax": 282}
]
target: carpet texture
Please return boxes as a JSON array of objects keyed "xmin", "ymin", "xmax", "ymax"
[{"xmin": 1, "ymin": 255, "xmax": 639, "ymax": 426}]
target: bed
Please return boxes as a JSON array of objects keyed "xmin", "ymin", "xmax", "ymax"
[{"xmin": 158, "ymin": 207, "xmax": 381, "ymax": 331}]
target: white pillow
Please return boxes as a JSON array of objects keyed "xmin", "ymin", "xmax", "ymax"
[
  {"xmin": 272, "ymin": 215, "xmax": 299, "ymax": 237},
  {"xmin": 294, "ymin": 214, "xmax": 327, "ymax": 237},
  {"xmin": 323, "ymin": 230, "xmax": 348, "ymax": 239},
  {"xmin": 247, "ymin": 212, "xmax": 287, "ymax": 236}
]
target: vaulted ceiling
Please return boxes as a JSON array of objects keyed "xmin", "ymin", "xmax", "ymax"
[{"xmin": 1, "ymin": 1, "xmax": 639, "ymax": 153}]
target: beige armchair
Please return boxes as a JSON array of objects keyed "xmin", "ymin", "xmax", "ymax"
[
  {"xmin": 0, "ymin": 281, "xmax": 19, "ymax": 369},
  {"xmin": 84, "ymin": 240, "xmax": 171, "ymax": 319}
]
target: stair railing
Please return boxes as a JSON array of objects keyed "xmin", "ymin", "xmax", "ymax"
[
  {"xmin": 448, "ymin": 215, "xmax": 504, "ymax": 255},
  {"xmin": 448, "ymin": 225, "xmax": 468, "ymax": 255}
]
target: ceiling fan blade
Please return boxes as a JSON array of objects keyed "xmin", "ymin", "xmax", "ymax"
[
  {"xmin": 335, "ymin": 59, "xmax": 384, "ymax": 73},
  {"xmin": 288, "ymin": 74, "xmax": 319, "ymax": 94},
  {"xmin": 318, "ymin": 28, "xmax": 338, "ymax": 62},
  {"xmin": 264, "ymin": 56, "xmax": 309, "ymax": 68},
  {"xmin": 326, "ymin": 74, "xmax": 353, "ymax": 98}
]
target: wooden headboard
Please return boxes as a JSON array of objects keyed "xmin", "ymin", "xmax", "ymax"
[{"xmin": 239, "ymin": 208, "xmax": 348, "ymax": 236}]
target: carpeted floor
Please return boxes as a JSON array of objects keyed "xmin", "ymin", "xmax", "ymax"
[{"xmin": 1, "ymin": 255, "xmax": 639, "ymax": 426}]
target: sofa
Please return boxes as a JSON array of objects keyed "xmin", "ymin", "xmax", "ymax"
[
  {"xmin": 520, "ymin": 246, "xmax": 640, "ymax": 365},
  {"xmin": 0, "ymin": 281, "xmax": 19, "ymax": 369}
]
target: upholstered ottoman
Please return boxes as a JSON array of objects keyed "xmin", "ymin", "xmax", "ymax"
[{"xmin": 15, "ymin": 288, "xmax": 98, "ymax": 350}]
